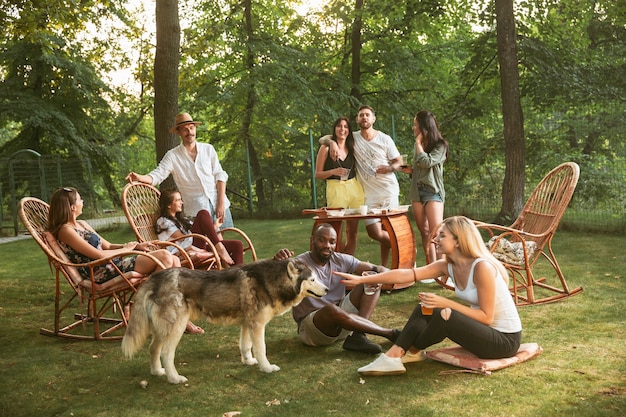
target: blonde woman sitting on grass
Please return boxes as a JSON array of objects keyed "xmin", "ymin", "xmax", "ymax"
[{"xmin": 336, "ymin": 216, "xmax": 522, "ymax": 376}]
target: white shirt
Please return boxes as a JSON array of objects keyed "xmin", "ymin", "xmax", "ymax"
[
  {"xmin": 450, "ymin": 258, "xmax": 522, "ymax": 333},
  {"xmin": 155, "ymin": 217, "xmax": 192, "ymax": 253},
  {"xmin": 352, "ymin": 130, "xmax": 400, "ymax": 206},
  {"xmin": 149, "ymin": 142, "xmax": 230, "ymax": 217}
]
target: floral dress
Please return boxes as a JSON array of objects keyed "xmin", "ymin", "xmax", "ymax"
[{"xmin": 59, "ymin": 228, "xmax": 137, "ymax": 283}]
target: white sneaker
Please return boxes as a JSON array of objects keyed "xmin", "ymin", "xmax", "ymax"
[
  {"xmin": 401, "ymin": 350, "xmax": 427, "ymax": 364},
  {"xmin": 420, "ymin": 279, "xmax": 436, "ymax": 283},
  {"xmin": 357, "ymin": 354, "xmax": 406, "ymax": 376}
]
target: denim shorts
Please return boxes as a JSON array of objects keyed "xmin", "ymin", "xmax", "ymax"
[
  {"xmin": 205, "ymin": 200, "xmax": 234, "ymax": 229},
  {"xmin": 417, "ymin": 184, "xmax": 443, "ymax": 204}
]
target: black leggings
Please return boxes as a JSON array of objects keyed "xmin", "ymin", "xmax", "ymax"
[{"xmin": 394, "ymin": 304, "xmax": 521, "ymax": 359}]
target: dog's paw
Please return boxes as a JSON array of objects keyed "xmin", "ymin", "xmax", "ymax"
[
  {"xmin": 242, "ymin": 357, "xmax": 258, "ymax": 366},
  {"xmin": 151, "ymin": 367, "xmax": 166, "ymax": 376},
  {"xmin": 259, "ymin": 364, "xmax": 280, "ymax": 373},
  {"xmin": 167, "ymin": 374, "xmax": 188, "ymax": 384}
]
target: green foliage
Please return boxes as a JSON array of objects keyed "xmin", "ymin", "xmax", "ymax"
[{"xmin": 0, "ymin": 0, "xmax": 624, "ymax": 221}]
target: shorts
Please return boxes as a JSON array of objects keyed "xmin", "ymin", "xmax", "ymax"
[
  {"xmin": 298, "ymin": 293, "xmax": 359, "ymax": 346},
  {"xmin": 326, "ymin": 178, "xmax": 365, "ymax": 209},
  {"xmin": 412, "ymin": 184, "xmax": 444, "ymax": 204}
]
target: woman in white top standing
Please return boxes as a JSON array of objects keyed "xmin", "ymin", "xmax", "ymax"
[{"xmin": 336, "ymin": 216, "xmax": 522, "ymax": 376}]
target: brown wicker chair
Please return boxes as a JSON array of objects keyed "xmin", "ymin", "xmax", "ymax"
[
  {"xmin": 121, "ymin": 182, "xmax": 257, "ymax": 269},
  {"xmin": 19, "ymin": 197, "xmax": 166, "ymax": 340},
  {"xmin": 435, "ymin": 162, "xmax": 583, "ymax": 306}
]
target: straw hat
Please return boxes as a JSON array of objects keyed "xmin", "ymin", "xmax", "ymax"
[{"xmin": 169, "ymin": 113, "xmax": 202, "ymax": 133}]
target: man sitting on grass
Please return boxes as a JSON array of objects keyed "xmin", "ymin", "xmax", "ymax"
[{"xmin": 274, "ymin": 223, "xmax": 399, "ymax": 353}]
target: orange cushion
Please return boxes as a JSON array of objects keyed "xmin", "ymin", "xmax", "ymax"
[{"xmin": 425, "ymin": 342, "xmax": 543, "ymax": 375}]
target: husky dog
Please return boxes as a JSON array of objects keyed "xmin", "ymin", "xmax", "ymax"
[{"xmin": 121, "ymin": 259, "xmax": 328, "ymax": 384}]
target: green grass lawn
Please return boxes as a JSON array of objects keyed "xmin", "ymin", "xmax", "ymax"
[{"xmin": 0, "ymin": 219, "xmax": 624, "ymax": 416}]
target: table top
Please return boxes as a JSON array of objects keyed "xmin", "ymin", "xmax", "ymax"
[{"xmin": 302, "ymin": 207, "xmax": 410, "ymax": 221}]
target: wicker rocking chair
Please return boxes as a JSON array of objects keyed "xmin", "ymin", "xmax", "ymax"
[
  {"xmin": 121, "ymin": 182, "xmax": 257, "ymax": 269},
  {"xmin": 436, "ymin": 162, "xmax": 583, "ymax": 306},
  {"xmin": 19, "ymin": 197, "xmax": 166, "ymax": 340}
]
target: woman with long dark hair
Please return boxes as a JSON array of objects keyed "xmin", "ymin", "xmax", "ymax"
[
  {"xmin": 48, "ymin": 187, "xmax": 177, "ymax": 283},
  {"xmin": 404, "ymin": 110, "xmax": 449, "ymax": 264},
  {"xmin": 315, "ymin": 117, "xmax": 365, "ymax": 255},
  {"xmin": 155, "ymin": 188, "xmax": 244, "ymax": 266}
]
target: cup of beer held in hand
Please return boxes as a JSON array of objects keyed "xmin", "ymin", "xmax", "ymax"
[
  {"xmin": 362, "ymin": 271, "xmax": 382, "ymax": 295},
  {"xmin": 419, "ymin": 292, "xmax": 433, "ymax": 315}
]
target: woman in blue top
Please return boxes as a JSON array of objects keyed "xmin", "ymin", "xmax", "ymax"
[
  {"xmin": 47, "ymin": 187, "xmax": 178, "ymax": 283},
  {"xmin": 337, "ymin": 216, "xmax": 522, "ymax": 376}
]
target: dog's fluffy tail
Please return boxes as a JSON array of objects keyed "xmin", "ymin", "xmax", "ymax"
[{"xmin": 121, "ymin": 286, "xmax": 153, "ymax": 358}]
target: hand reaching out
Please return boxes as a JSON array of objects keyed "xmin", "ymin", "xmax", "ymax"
[{"xmin": 273, "ymin": 248, "xmax": 294, "ymax": 261}]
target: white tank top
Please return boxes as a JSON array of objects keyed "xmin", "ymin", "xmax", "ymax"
[{"xmin": 449, "ymin": 258, "xmax": 522, "ymax": 333}]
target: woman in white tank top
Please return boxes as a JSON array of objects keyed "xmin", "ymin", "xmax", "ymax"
[{"xmin": 336, "ymin": 216, "xmax": 522, "ymax": 376}]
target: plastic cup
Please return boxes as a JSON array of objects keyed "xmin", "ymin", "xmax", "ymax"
[
  {"xmin": 400, "ymin": 154, "xmax": 408, "ymax": 168},
  {"xmin": 364, "ymin": 283, "xmax": 382, "ymax": 295},
  {"xmin": 340, "ymin": 168, "xmax": 350, "ymax": 181},
  {"xmin": 362, "ymin": 271, "xmax": 381, "ymax": 295},
  {"xmin": 359, "ymin": 205, "xmax": 368, "ymax": 215},
  {"xmin": 420, "ymin": 303, "xmax": 433, "ymax": 315}
]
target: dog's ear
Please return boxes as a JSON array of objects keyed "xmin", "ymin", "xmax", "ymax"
[
  {"xmin": 287, "ymin": 260, "xmax": 298, "ymax": 280},
  {"xmin": 287, "ymin": 260, "xmax": 311, "ymax": 280}
]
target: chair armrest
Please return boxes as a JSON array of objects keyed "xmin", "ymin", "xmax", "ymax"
[
  {"xmin": 220, "ymin": 227, "xmax": 257, "ymax": 261},
  {"xmin": 473, "ymin": 222, "xmax": 542, "ymax": 266},
  {"xmin": 56, "ymin": 250, "xmax": 165, "ymax": 291},
  {"xmin": 473, "ymin": 221, "xmax": 547, "ymax": 241},
  {"xmin": 167, "ymin": 233, "xmax": 219, "ymax": 260},
  {"xmin": 147, "ymin": 240, "xmax": 194, "ymax": 270}
]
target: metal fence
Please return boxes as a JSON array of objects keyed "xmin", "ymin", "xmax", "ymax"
[
  {"xmin": 0, "ymin": 151, "xmax": 97, "ymax": 236},
  {"xmin": 1, "ymin": 150, "xmax": 625, "ymax": 236}
]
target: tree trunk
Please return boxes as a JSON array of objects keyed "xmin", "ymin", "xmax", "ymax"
[
  {"xmin": 350, "ymin": 0, "xmax": 364, "ymax": 104},
  {"xmin": 242, "ymin": 0, "xmax": 265, "ymax": 209},
  {"xmin": 494, "ymin": 0, "xmax": 526, "ymax": 224},
  {"xmin": 154, "ymin": 0, "xmax": 180, "ymax": 189}
]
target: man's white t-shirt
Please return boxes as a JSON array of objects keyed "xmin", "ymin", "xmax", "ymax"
[{"xmin": 352, "ymin": 130, "xmax": 400, "ymax": 207}]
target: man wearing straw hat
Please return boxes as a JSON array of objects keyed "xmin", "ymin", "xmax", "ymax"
[{"xmin": 126, "ymin": 112, "xmax": 233, "ymax": 229}]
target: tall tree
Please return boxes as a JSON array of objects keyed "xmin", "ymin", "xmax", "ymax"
[
  {"xmin": 495, "ymin": 0, "xmax": 525, "ymax": 222},
  {"xmin": 350, "ymin": 0, "xmax": 364, "ymax": 104},
  {"xmin": 240, "ymin": 0, "xmax": 265, "ymax": 209},
  {"xmin": 0, "ymin": 0, "xmax": 127, "ymax": 204},
  {"xmin": 154, "ymin": 0, "xmax": 180, "ymax": 180}
]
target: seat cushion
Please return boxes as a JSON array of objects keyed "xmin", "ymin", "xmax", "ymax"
[
  {"xmin": 486, "ymin": 236, "xmax": 538, "ymax": 266},
  {"xmin": 425, "ymin": 342, "xmax": 543, "ymax": 375}
]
